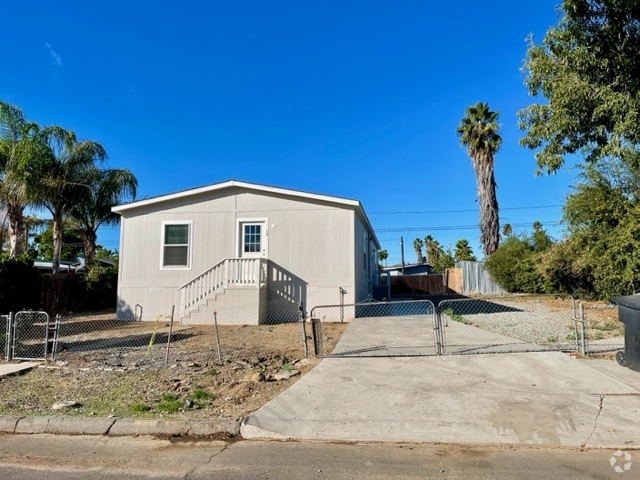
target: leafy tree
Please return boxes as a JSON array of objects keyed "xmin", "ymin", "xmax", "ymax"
[
  {"xmin": 412, "ymin": 238, "xmax": 425, "ymax": 263},
  {"xmin": 433, "ymin": 246, "xmax": 455, "ymax": 274},
  {"xmin": 0, "ymin": 101, "xmax": 46, "ymax": 257},
  {"xmin": 32, "ymin": 222, "xmax": 84, "ymax": 262},
  {"xmin": 454, "ymin": 239, "xmax": 476, "ymax": 262},
  {"xmin": 519, "ymin": 0, "xmax": 640, "ymax": 174},
  {"xmin": 485, "ymin": 233, "xmax": 553, "ymax": 294},
  {"xmin": 457, "ymin": 102, "xmax": 502, "ymax": 256},
  {"xmin": 377, "ymin": 249, "xmax": 388, "ymax": 267},
  {"xmin": 70, "ymin": 166, "xmax": 136, "ymax": 267},
  {"xmin": 34, "ymin": 127, "xmax": 107, "ymax": 273},
  {"xmin": 557, "ymin": 159, "xmax": 640, "ymax": 298}
]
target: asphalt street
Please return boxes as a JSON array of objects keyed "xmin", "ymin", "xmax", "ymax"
[{"xmin": 0, "ymin": 434, "xmax": 636, "ymax": 479}]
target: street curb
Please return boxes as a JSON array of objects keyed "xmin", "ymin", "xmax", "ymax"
[{"xmin": 0, "ymin": 416, "xmax": 241, "ymax": 438}]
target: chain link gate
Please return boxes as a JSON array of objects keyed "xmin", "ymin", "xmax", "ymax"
[
  {"xmin": 435, "ymin": 295, "xmax": 580, "ymax": 355},
  {"xmin": 9, "ymin": 311, "xmax": 51, "ymax": 361},
  {"xmin": 310, "ymin": 300, "xmax": 438, "ymax": 357}
]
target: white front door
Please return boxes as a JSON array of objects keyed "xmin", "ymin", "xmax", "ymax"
[{"xmin": 238, "ymin": 221, "xmax": 268, "ymax": 258}]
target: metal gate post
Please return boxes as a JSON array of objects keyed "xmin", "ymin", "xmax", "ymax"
[
  {"xmin": 434, "ymin": 308, "xmax": 444, "ymax": 356},
  {"xmin": 5, "ymin": 312, "xmax": 13, "ymax": 361},
  {"xmin": 9, "ymin": 312, "xmax": 15, "ymax": 361},
  {"xmin": 299, "ymin": 302, "xmax": 308, "ymax": 358},
  {"xmin": 579, "ymin": 302, "xmax": 587, "ymax": 355},
  {"xmin": 50, "ymin": 314, "xmax": 62, "ymax": 362}
]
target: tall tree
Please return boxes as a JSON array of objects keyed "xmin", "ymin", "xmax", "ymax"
[
  {"xmin": 519, "ymin": 0, "xmax": 640, "ymax": 174},
  {"xmin": 457, "ymin": 102, "xmax": 502, "ymax": 257},
  {"xmin": 35, "ymin": 127, "xmax": 107, "ymax": 273},
  {"xmin": 0, "ymin": 102, "xmax": 44, "ymax": 258},
  {"xmin": 532, "ymin": 221, "xmax": 543, "ymax": 232},
  {"xmin": 377, "ymin": 249, "xmax": 388, "ymax": 267},
  {"xmin": 502, "ymin": 223, "xmax": 513, "ymax": 237},
  {"xmin": 454, "ymin": 239, "xmax": 476, "ymax": 262},
  {"xmin": 412, "ymin": 238, "xmax": 425, "ymax": 263},
  {"xmin": 70, "ymin": 166, "xmax": 136, "ymax": 267},
  {"xmin": 424, "ymin": 235, "xmax": 444, "ymax": 266}
]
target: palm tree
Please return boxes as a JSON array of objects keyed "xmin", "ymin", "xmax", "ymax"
[
  {"xmin": 377, "ymin": 249, "xmax": 388, "ymax": 267},
  {"xmin": 454, "ymin": 239, "xmax": 476, "ymax": 262},
  {"xmin": 424, "ymin": 235, "xmax": 441, "ymax": 266},
  {"xmin": 502, "ymin": 223, "xmax": 513, "ymax": 237},
  {"xmin": 0, "ymin": 101, "xmax": 44, "ymax": 258},
  {"xmin": 457, "ymin": 102, "xmax": 502, "ymax": 256},
  {"xmin": 70, "ymin": 166, "xmax": 137, "ymax": 267},
  {"xmin": 412, "ymin": 238, "xmax": 425, "ymax": 263},
  {"xmin": 35, "ymin": 126, "xmax": 107, "ymax": 273},
  {"xmin": 532, "ymin": 221, "xmax": 542, "ymax": 232}
]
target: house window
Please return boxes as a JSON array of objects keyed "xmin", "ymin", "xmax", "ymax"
[
  {"xmin": 243, "ymin": 224, "xmax": 262, "ymax": 253},
  {"xmin": 162, "ymin": 222, "xmax": 191, "ymax": 268}
]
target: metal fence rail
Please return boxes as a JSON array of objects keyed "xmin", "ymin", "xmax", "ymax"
[{"xmin": 311, "ymin": 300, "xmax": 437, "ymax": 357}]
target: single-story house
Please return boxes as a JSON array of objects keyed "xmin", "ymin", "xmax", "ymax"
[
  {"xmin": 381, "ymin": 263, "xmax": 433, "ymax": 276},
  {"xmin": 33, "ymin": 259, "xmax": 82, "ymax": 273},
  {"xmin": 112, "ymin": 180, "xmax": 381, "ymax": 324}
]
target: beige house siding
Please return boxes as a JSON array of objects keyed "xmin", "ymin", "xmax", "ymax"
[{"xmin": 116, "ymin": 185, "xmax": 369, "ymax": 321}]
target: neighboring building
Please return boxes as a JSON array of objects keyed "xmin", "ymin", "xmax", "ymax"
[
  {"xmin": 112, "ymin": 180, "xmax": 380, "ymax": 323},
  {"xmin": 381, "ymin": 263, "xmax": 433, "ymax": 276},
  {"xmin": 33, "ymin": 259, "xmax": 82, "ymax": 273}
]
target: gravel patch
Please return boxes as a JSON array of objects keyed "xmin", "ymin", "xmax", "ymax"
[{"xmin": 443, "ymin": 298, "xmax": 579, "ymax": 349}]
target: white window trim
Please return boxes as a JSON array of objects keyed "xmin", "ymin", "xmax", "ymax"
[
  {"xmin": 235, "ymin": 217, "xmax": 268, "ymax": 258},
  {"xmin": 160, "ymin": 220, "xmax": 193, "ymax": 270}
]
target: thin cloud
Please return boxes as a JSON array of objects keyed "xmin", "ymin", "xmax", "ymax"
[{"xmin": 45, "ymin": 42, "xmax": 62, "ymax": 66}]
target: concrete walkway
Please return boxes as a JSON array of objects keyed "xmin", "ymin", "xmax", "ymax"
[
  {"xmin": 0, "ymin": 362, "xmax": 41, "ymax": 378},
  {"xmin": 329, "ymin": 315, "xmax": 554, "ymax": 357},
  {"xmin": 242, "ymin": 352, "xmax": 640, "ymax": 447}
]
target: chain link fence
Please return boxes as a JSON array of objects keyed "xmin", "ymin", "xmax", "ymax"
[
  {"xmin": 0, "ymin": 299, "xmax": 311, "ymax": 369},
  {"xmin": 310, "ymin": 300, "xmax": 437, "ymax": 357},
  {"xmin": 578, "ymin": 302, "xmax": 624, "ymax": 354},
  {"xmin": 1, "ymin": 314, "xmax": 9, "ymax": 361},
  {"xmin": 437, "ymin": 295, "xmax": 579, "ymax": 355},
  {"xmin": 0, "ymin": 296, "xmax": 628, "ymax": 367}
]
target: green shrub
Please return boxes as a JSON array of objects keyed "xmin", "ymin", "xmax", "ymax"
[
  {"xmin": 0, "ymin": 257, "xmax": 41, "ymax": 312},
  {"xmin": 484, "ymin": 236, "xmax": 549, "ymax": 294}
]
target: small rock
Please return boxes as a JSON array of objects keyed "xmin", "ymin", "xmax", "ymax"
[
  {"xmin": 186, "ymin": 362, "xmax": 200, "ymax": 368},
  {"xmin": 52, "ymin": 401, "xmax": 79, "ymax": 411},
  {"xmin": 273, "ymin": 370, "xmax": 300, "ymax": 381},
  {"xmin": 251, "ymin": 372, "xmax": 265, "ymax": 382},
  {"xmin": 184, "ymin": 399, "xmax": 194, "ymax": 409},
  {"xmin": 297, "ymin": 358, "xmax": 319, "ymax": 366}
]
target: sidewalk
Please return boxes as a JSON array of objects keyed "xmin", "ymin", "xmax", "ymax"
[{"xmin": 242, "ymin": 353, "xmax": 640, "ymax": 448}]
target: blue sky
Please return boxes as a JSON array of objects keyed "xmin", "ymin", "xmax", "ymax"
[{"xmin": 1, "ymin": 1, "xmax": 574, "ymax": 264}]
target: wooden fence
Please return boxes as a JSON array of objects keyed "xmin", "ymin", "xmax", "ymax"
[
  {"xmin": 390, "ymin": 269, "xmax": 464, "ymax": 296},
  {"xmin": 390, "ymin": 274, "xmax": 446, "ymax": 295}
]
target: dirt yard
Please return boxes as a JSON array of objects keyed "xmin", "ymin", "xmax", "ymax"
[{"xmin": 0, "ymin": 321, "xmax": 347, "ymax": 419}]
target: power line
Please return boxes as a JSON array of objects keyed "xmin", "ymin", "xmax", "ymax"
[
  {"xmin": 375, "ymin": 220, "xmax": 561, "ymax": 233},
  {"xmin": 369, "ymin": 205, "xmax": 562, "ymax": 215}
]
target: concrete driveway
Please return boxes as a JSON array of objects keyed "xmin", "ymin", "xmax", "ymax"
[{"xmin": 242, "ymin": 319, "xmax": 640, "ymax": 447}]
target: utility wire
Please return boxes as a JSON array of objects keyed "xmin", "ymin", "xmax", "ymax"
[{"xmin": 369, "ymin": 205, "xmax": 562, "ymax": 215}]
